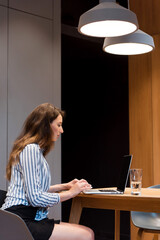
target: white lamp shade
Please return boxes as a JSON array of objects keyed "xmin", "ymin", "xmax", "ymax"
[
  {"xmin": 78, "ymin": 0, "xmax": 139, "ymax": 37},
  {"xmin": 103, "ymin": 29, "xmax": 155, "ymax": 55}
]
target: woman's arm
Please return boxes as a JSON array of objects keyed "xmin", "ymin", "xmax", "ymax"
[
  {"xmin": 48, "ymin": 184, "xmax": 67, "ymax": 193},
  {"xmin": 21, "ymin": 144, "xmax": 91, "ymax": 206},
  {"xmin": 58, "ymin": 179, "xmax": 92, "ymax": 202},
  {"xmin": 21, "ymin": 144, "xmax": 60, "ymax": 207},
  {"xmin": 48, "ymin": 179, "xmax": 79, "ymax": 193}
]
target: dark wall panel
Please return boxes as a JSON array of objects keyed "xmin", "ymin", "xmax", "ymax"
[{"xmin": 62, "ymin": 34, "xmax": 129, "ymax": 240}]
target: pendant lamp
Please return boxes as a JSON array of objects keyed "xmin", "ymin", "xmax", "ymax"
[
  {"xmin": 78, "ymin": 0, "xmax": 139, "ymax": 37},
  {"xmin": 103, "ymin": 29, "xmax": 155, "ymax": 55}
]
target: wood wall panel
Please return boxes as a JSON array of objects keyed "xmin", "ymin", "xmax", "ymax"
[
  {"xmin": 129, "ymin": 0, "xmax": 160, "ymax": 195},
  {"xmin": 130, "ymin": 0, "xmax": 160, "ymax": 35},
  {"xmin": 129, "ymin": 1, "xmax": 160, "ymax": 240},
  {"xmin": 128, "ymin": 37, "xmax": 160, "ymax": 240},
  {"xmin": 129, "ymin": 53, "xmax": 153, "ymax": 187},
  {"xmin": 152, "ymin": 34, "xmax": 160, "ymax": 184}
]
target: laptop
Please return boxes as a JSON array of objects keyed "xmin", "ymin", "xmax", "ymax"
[{"xmin": 83, "ymin": 155, "xmax": 132, "ymax": 194}]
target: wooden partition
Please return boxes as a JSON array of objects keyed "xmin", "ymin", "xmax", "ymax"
[
  {"xmin": 129, "ymin": 52, "xmax": 153, "ymax": 187},
  {"xmin": 151, "ymin": 35, "xmax": 160, "ymax": 185},
  {"xmin": 129, "ymin": 33, "xmax": 160, "ymax": 240},
  {"xmin": 129, "ymin": 1, "xmax": 160, "ymax": 239}
]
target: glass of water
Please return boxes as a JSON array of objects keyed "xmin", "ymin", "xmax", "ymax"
[{"xmin": 130, "ymin": 169, "xmax": 142, "ymax": 195}]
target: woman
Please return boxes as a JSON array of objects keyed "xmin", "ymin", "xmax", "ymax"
[{"xmin": 1, "ymin": 103, "xmax": 94, "ymax": 240}]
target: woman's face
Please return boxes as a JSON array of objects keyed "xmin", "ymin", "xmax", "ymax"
[{"xmin": 50, "ymin": 114, "xmax": 64, "ymax": 141}]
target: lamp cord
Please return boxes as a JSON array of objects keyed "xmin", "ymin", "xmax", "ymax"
[{"xmin": 128, "ymin": 0, "xmax": 130, "ymax": 9}]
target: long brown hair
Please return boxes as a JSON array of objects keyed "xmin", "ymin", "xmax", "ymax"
[{"xmin": 6, "ymin": 103, "xmax": 64, "ymax": 181}]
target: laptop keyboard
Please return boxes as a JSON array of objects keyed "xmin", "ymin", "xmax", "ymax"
[
  {"xmin": 99, "ymin": 189, "xmax": 117, "ymax": 192},
  {"xmin": 99, "ymin": 189, "xmax": 123, "ymax": 194}
]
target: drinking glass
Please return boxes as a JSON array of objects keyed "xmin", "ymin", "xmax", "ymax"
[{"xmin": 130, "ymin": 169, "xmax": 142, "ymax": 195}]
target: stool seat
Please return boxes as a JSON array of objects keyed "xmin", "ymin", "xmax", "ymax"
[{"xmin": 131, "ymin": 184, "xmax": 160, "ymax": 240}]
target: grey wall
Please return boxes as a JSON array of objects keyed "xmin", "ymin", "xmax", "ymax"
[{"xmin": 0, "ymin": 0, "xmax": 61, "ymax": 219}]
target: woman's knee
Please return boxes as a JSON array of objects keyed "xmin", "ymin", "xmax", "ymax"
[
  {"xmin": 81, "ymin": 226, "xmax": 95, "ymax": 240},
  {"xmin": 49, "ymin": 222, "xmax": 94, "ymax": 240},
  {"xmin": 88, "ymin": 228, "xmax": 95, "ymax": 240}
]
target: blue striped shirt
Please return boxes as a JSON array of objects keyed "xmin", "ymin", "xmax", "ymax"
[{"xmin": 1, "ymin": 143, "xmax": 60, "ymax": 221}]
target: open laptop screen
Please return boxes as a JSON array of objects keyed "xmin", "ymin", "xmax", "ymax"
[{"xmin": 117, "ymin": 155, "xmax": 132, "ymax": 192}]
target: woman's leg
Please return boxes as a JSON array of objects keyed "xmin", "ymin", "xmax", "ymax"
[{"xmin": 49, "ymin": 222, "xmax": 94, "ymax": 240}]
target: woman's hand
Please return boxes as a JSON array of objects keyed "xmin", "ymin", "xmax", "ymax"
[
  {"xmin": 65, "ymin": 178, "xmax": 79, "ymax": 190},
  {"xmin": 69, "ymin": 179, "xmax": 92, "ymax": 197},
  {"xmin": 48, "ymin": 179, "xmax": 79, "ymax": 193},
  {"xmin": 48, "ymin": 178, "xmax": 91, "ymax": 193},
  {"xmin": 58, "ymin": 179, "xmax": 92, "ymax": 202}
]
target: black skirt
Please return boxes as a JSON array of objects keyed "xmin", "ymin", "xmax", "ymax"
[{"xmin": 5, "ymin": 205, "xmax": 60, "ymax": 240}]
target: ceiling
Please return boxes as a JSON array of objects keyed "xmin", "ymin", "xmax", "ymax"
[{"xmin": 62, "ymin": 0, "xmax": 128, "ymax": 27}]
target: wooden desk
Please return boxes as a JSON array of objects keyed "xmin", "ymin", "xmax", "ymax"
[{"xmin": 69, "ymin": 188, "xmax": 160, "ymax": 240}]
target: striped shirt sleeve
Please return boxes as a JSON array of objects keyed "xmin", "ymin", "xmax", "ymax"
[{"xmin": 20, "ymin": 144, "xmax": 60, "ymax": 207}]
